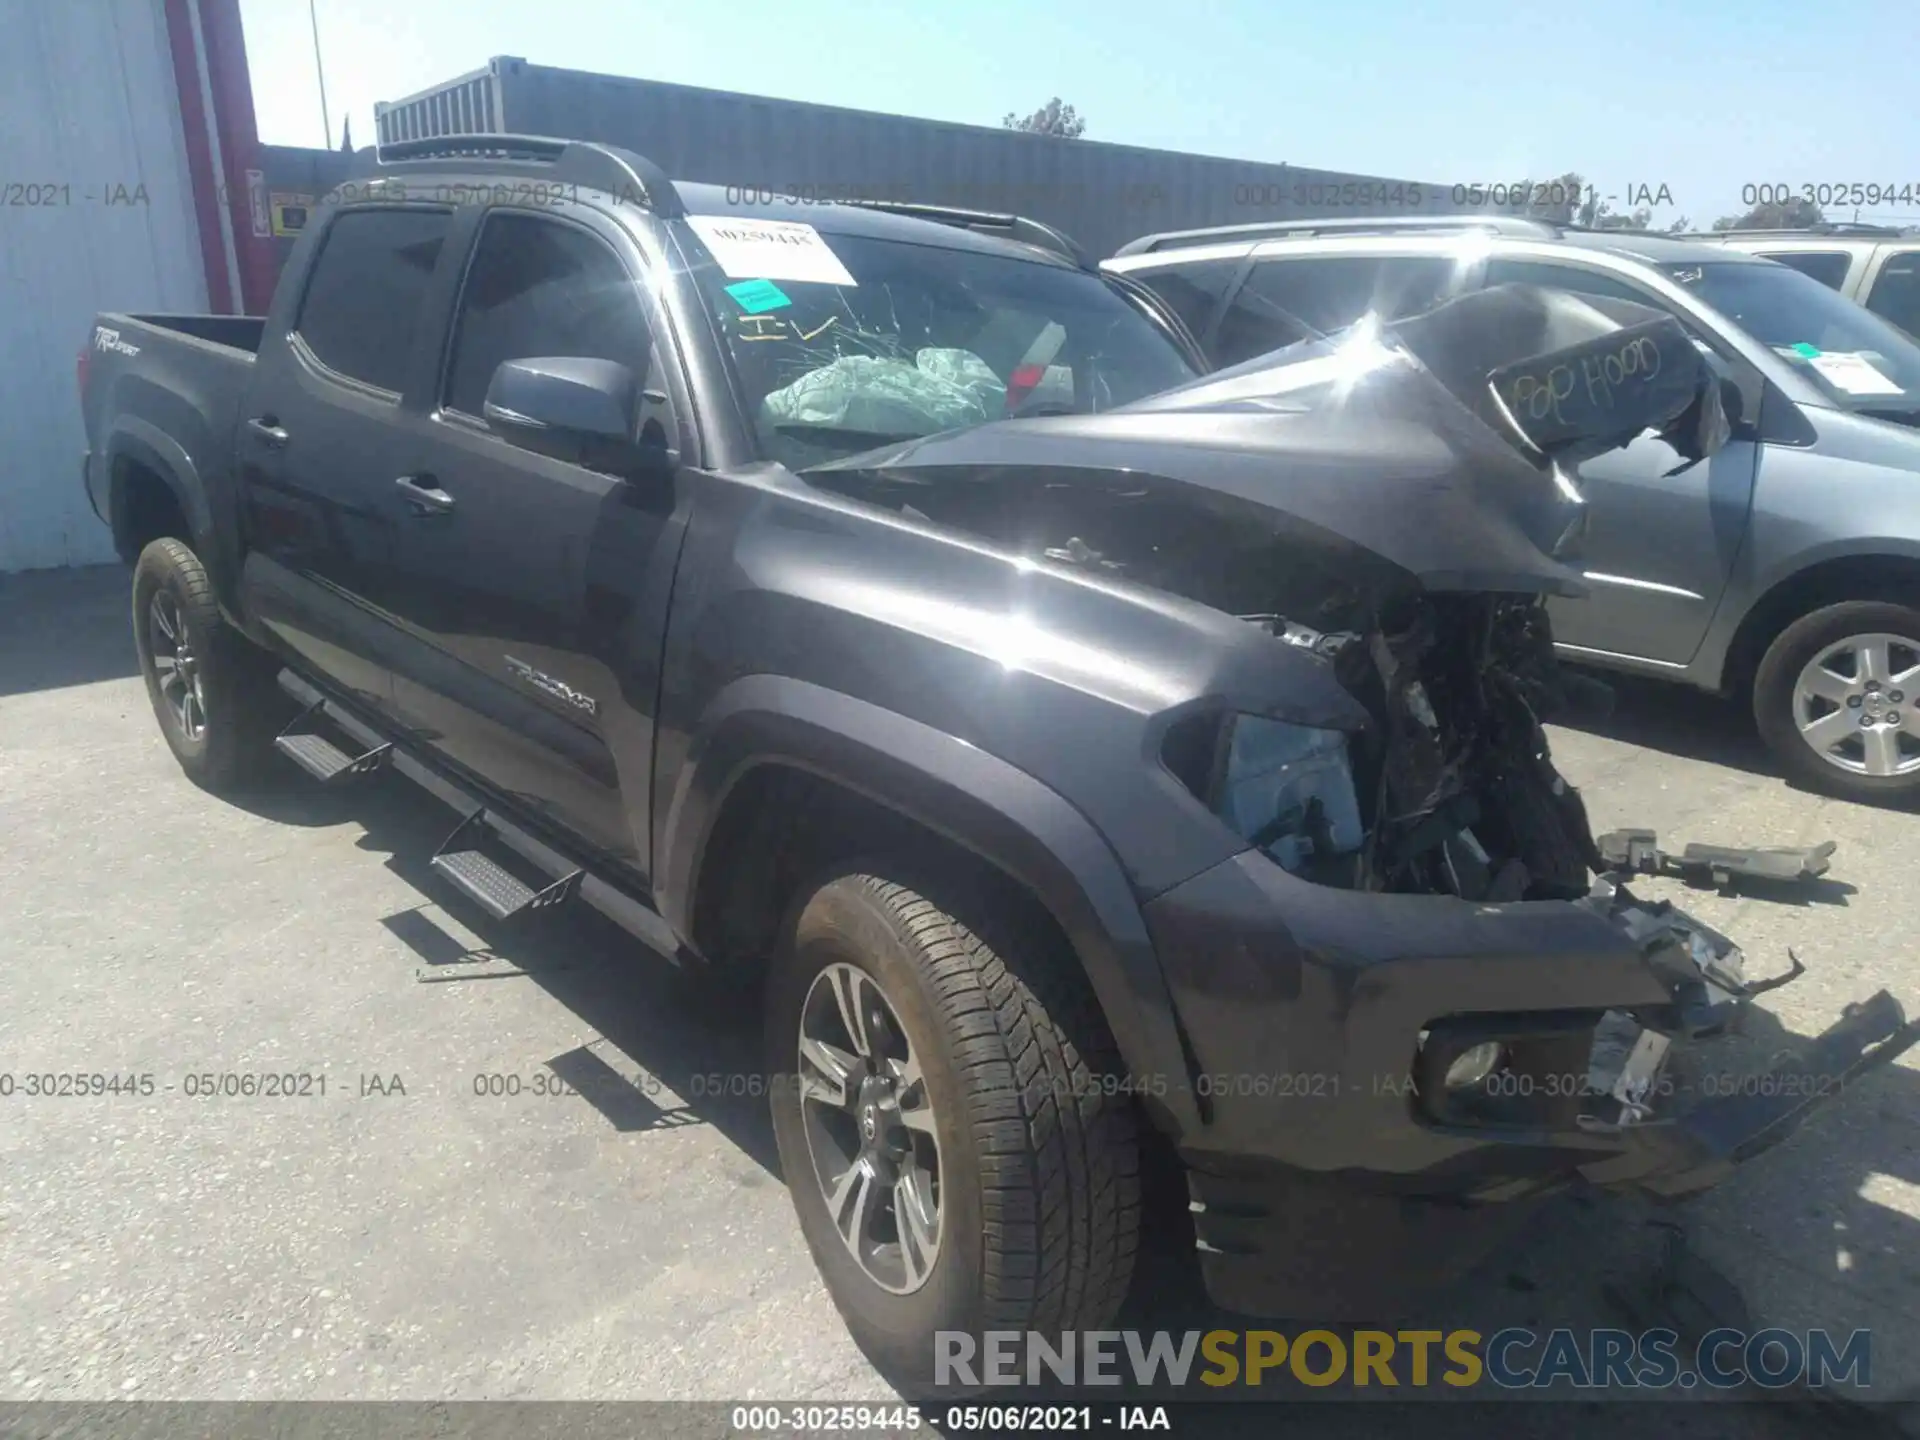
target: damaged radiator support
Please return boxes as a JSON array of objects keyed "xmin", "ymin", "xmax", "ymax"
[{"xmin": 1231, "ymin": 588, "xmax": 1880, "ymax": 1142}]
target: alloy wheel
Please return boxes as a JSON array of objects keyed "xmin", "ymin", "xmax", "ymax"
[
  {"xmin": 1793, "ymin": 631, "xmax": 1920, "ymax": 778},
  {"xmin": 148, "ymin": 590, "xmax": 207, "ymax": 742},
  {"xmin": 796, "ymin": 962, "xmax": 942, "ymax": 1294}
]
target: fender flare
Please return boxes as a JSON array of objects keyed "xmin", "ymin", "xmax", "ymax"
[
  {"xmin": 105, "ymin": 416, "xmax": 214, "ymax": 557},
  {"xmin": 657, "ymin": 674, "xmax": 1202, "ymax": 1132}
]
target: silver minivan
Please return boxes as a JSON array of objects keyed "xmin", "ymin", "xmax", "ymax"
[{"xmin": 1108, "ymin": 217, "xmax": 1920, "ymax": 803}]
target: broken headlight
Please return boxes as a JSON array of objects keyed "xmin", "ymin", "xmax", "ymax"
[{"xmin": 1212, "ymin": 716, "xmax": 1365, "ymax": 876}]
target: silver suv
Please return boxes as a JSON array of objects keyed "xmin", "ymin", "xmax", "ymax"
[
  {"xmin": 1688, "ymin": 224, "xmax": 1920, "ymax": 339},
  {"xmin": 1107, "ymin": 216, "xmax": 1920, "ymax": 803}
]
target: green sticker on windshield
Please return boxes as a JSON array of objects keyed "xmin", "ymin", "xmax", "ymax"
[
  {"xmin": 725, "ymin": 278, "xmax": 792, "ymax": 314},
  {"xmin": 1792, "ymin": 342, "xmax": 1822, "ymax": 358}
]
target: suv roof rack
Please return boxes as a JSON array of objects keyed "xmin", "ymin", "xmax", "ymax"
[
  {"xmin": 833, "ymin": 198, "xmax": 1093, "ymax": 269},
  {"xmin": 1111, "ymin": 213, "xmax": 1560, "ymax": 256},
  {"xmin": 1676, "ymin": 222, "xmax": 1910, "ymax": 239},
  {"xmin": 361, "ymin": 133, "xmax": 686, "ymax": 219}
]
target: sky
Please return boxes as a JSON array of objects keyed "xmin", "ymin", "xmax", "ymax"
[{"xmin": 237, "ymin": 0, "xmax": 1920, "ymax": 232}]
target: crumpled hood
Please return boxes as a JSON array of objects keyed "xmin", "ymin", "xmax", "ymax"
[{"xmin": 808, "ymin": 285, "xmax": 1729, "ymax": 603}]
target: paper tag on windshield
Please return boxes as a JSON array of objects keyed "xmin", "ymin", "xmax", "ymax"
[
  {"xmin": 686, "ymin": 216, "xmax": 856, "ymax": 286},
  {"xmin": 1807, "ymin": 352, "xmax": 1904, "ymax": 396}
]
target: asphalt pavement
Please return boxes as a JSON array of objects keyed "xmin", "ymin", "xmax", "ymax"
[{"xmin": 1, "ymin": 563, "xmax": 1915, "ymax": 1439}]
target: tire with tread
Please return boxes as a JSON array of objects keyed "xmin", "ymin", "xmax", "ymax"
[
  {"xmin": 132, "ymin": 537, "xmax": 283, "ymax": 792},
  {"xmin": 1753, "ymin": 598, "xmax": 1920, "ymax": 804},
  {"xmin": 766, "ymin": 869, "xmax": 1141, "ymax": 1393}
]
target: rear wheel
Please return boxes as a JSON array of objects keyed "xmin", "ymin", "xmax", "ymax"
[
  {"xmin": 766, "ymin": 870, "xmax": 1141, "ymax": 1392},
  {"xmin": 1753, "ymin": 599, "xmax": 1920, "ymax": 803},
  {"xmin": 132, "ymin": 538, "xmax": 283, "ymax": 792}
]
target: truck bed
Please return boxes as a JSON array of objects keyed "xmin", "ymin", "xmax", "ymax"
[
  {"xmin": 121, "ymin": 313, "xmax": 266, "ymax": 354},
  {"xmin": 80, "ymin": 313, "xmax": 267, "ymax": 561}
]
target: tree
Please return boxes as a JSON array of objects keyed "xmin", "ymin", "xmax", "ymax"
[
  {"xmin": 1537, "ymin": 171, "xmax": 1587, "ymax": 224},
  {"xmin": 1002, "ymin": 98, "xmax": 1087, "ymax": 138},
  {"xmin": 1595, "ymin": 207, "xmax": 1654, "ymax": 231},
  {"xmin": 1512, "ymin": 172, "xmax": 1670, "ymax": 229},
  {"xmin": 1712, "ymin": 197, "xmax": 1825, "ymax": 231}
]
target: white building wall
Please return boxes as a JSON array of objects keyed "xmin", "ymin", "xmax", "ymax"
[{"xmin": 0, "ymin": 0, "xmax": 209, "ymax": 572}]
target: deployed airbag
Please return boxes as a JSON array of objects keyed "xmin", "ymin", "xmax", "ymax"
[{"xmin": 761, "ymin": 347, "xmax": 1004, "ymax": 436}]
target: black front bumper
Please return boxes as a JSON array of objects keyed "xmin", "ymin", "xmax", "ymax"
[{"xmin": 1143, "ymin": 851, "xmax": 1917, "ymax": 1317}]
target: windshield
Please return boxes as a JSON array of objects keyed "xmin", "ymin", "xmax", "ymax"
[
  {"xmin": 1661, "ymin": 260, "xmax": 1920, "ymax": 418},
  {"xmin": 683, "ymin": 223, "xmax": 1198, "ymax": 466}
]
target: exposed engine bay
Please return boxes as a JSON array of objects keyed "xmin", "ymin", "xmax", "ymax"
[{"xmin": 1212, "ymin": 588, "xmax": 1822, "ymax": 1132}]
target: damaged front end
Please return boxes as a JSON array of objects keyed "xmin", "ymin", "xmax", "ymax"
[{"xmin": 805, "ymin": 286, "xmax": 1917, "ymax": 1312}]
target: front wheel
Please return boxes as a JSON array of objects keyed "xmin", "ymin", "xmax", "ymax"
[
  {"xmin": 1753, "ymin": 599, "xmax": 1920, "ymax": 803},
  {"xmin": 132, "ymin": 538, "xmax": 283, "ymax": 792},
  {"xmin": 766, "ymin": 870, "xmax": 1141, "ymax": 1392}
]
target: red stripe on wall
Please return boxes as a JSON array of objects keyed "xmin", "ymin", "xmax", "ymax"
[
  {"xmin": 160, "ymin": 0, "xmax": 234, "ymax": 313},
  {"xmin": 196, "ymin": 0, "xmax": 276, "ymax": 313}
]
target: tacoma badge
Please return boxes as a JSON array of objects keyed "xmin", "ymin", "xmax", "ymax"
[{"xmin": 504, "ymin": 656, "xmax": 597, "ymax": 716}]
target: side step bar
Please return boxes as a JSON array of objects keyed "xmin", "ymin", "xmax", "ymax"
[
  {"xmin": 431, "ymin": 808, "xmax": 582, "ymax": 921},
  {"xmin": 274, "ymin": 669, "xmax": 685, "ymax": 964},
  {"xmin": 275, "ymin": 700, "xmax": 392, "ymax": 783}
]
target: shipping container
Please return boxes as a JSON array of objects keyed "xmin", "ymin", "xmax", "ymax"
[{"xmin": 373, "ymin": 56, "xmax": 1472, "ymax": 259}]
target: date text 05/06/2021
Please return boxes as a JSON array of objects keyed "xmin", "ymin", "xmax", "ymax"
[{"xmin": 728, "ymin": 1403, "xmax": 1174, "ymax": 1434}]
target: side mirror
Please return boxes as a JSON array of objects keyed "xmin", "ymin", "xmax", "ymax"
[
  {"xmin": 1718, "ymin": 373, "xmax": 1746, "ymax": 430},
  {"xmin": 483, "ymin": 356, "xmax": 638, "ymax": 442}
]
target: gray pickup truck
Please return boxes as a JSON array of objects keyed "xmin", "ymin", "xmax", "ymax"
[{"xmin": 77, "ymin": 135, "xmax": 1915, "ymax": 1390}]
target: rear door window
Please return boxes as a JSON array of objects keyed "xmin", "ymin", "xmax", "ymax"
[
  {"xmin": 1212, "ymin": 255, "xmax": 1454, "ymax": 367},
  {"xmin": 1761, "ymin": 250, "xmax": 1852, "ymax": 291},
  {"xmin": 295, "ymin": 208, "xmax": 451, "ymax": 393},
  {"xmin": 1865, "ymin": 251, "xmax": 1920, "ymax": 340},
  {"xmin": 1482, "ymin": 257, "xmax": 1656, "ymax": 308},
  {"xmin": 1127, "ymin": 258, "xmax": 1244, "ymax": 348}
]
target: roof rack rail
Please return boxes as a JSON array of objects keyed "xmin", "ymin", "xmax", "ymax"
[
  {"xmin": 833, "ymin": 198, "xmax": 1093, "ymax": 269},
  {"xmin": 1675, "ymin": 222, "xmax": 1910, "ymax": 239},
  {"xmin": 1111, "ymin": 213, "xmax": 1559, "ymax": 256},
  {"xmin": 361, "ymin": 133, "xmax": 685, "ymax": 218}
]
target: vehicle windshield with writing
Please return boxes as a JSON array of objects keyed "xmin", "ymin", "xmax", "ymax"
[{"xmin": 685, "ymin": 216, "xmax": 1196, "ymax": 468}]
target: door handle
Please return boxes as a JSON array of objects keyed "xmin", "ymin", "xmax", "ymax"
[
  {"xmin": 246, "ymin": 417, "xmax": 289, "ymax": 448},
  {"xmin": 394, "ymin": 474, "xmax": 455, "ymax": 515}
]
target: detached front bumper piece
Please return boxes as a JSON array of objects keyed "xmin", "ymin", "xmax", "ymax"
[
  {"xmin": 1577, "ymin": 989, "xmax": 1917, "ymax": 1198},
  {"xmin": 1144, "ymin": 850, "xmax": 1917, "ymax": 1318}
]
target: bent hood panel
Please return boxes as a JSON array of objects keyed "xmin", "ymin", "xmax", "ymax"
[{"xmin": 807, "ymin": 286, "xmax": 1727, "ymax": 604}]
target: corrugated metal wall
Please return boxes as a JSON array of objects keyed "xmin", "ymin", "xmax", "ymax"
[
  {"xmin": 373, "ymin": 57, "xmax": 1471, "ymax": 260},
  {"xmin": 0, "ymin": 0, "xmax": 209, "ymax": 572}
]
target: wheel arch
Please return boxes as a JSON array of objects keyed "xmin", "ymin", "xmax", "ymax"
[
  {"xmin": 1720, "ymin": 547, "xmax": 1920, "ymax": 696},
  {"xmin": 106, "ymin": 419, "xmax": 211, "ymax": 565},
  {"xmin": 656, "ymin": 675, "xmax": 1203, "ymax": 1135}
]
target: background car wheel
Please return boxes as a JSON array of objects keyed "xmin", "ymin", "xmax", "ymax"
[
  {"xmin": 132, "ymin": 537, "xmax": 284, "ymax": 792},
  {"xmin": 766, "ymin": 869, "xmax": 1141, "ymax": 1393},
  {"xmin": 1754, "ymin": 599, "xmax": 1920, "ymax": 803}
]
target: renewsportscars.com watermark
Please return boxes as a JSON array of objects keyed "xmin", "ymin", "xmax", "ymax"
[{"xmin": 936, "ymin": 1327, "xmax": 1872, "ymax": 1392}]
